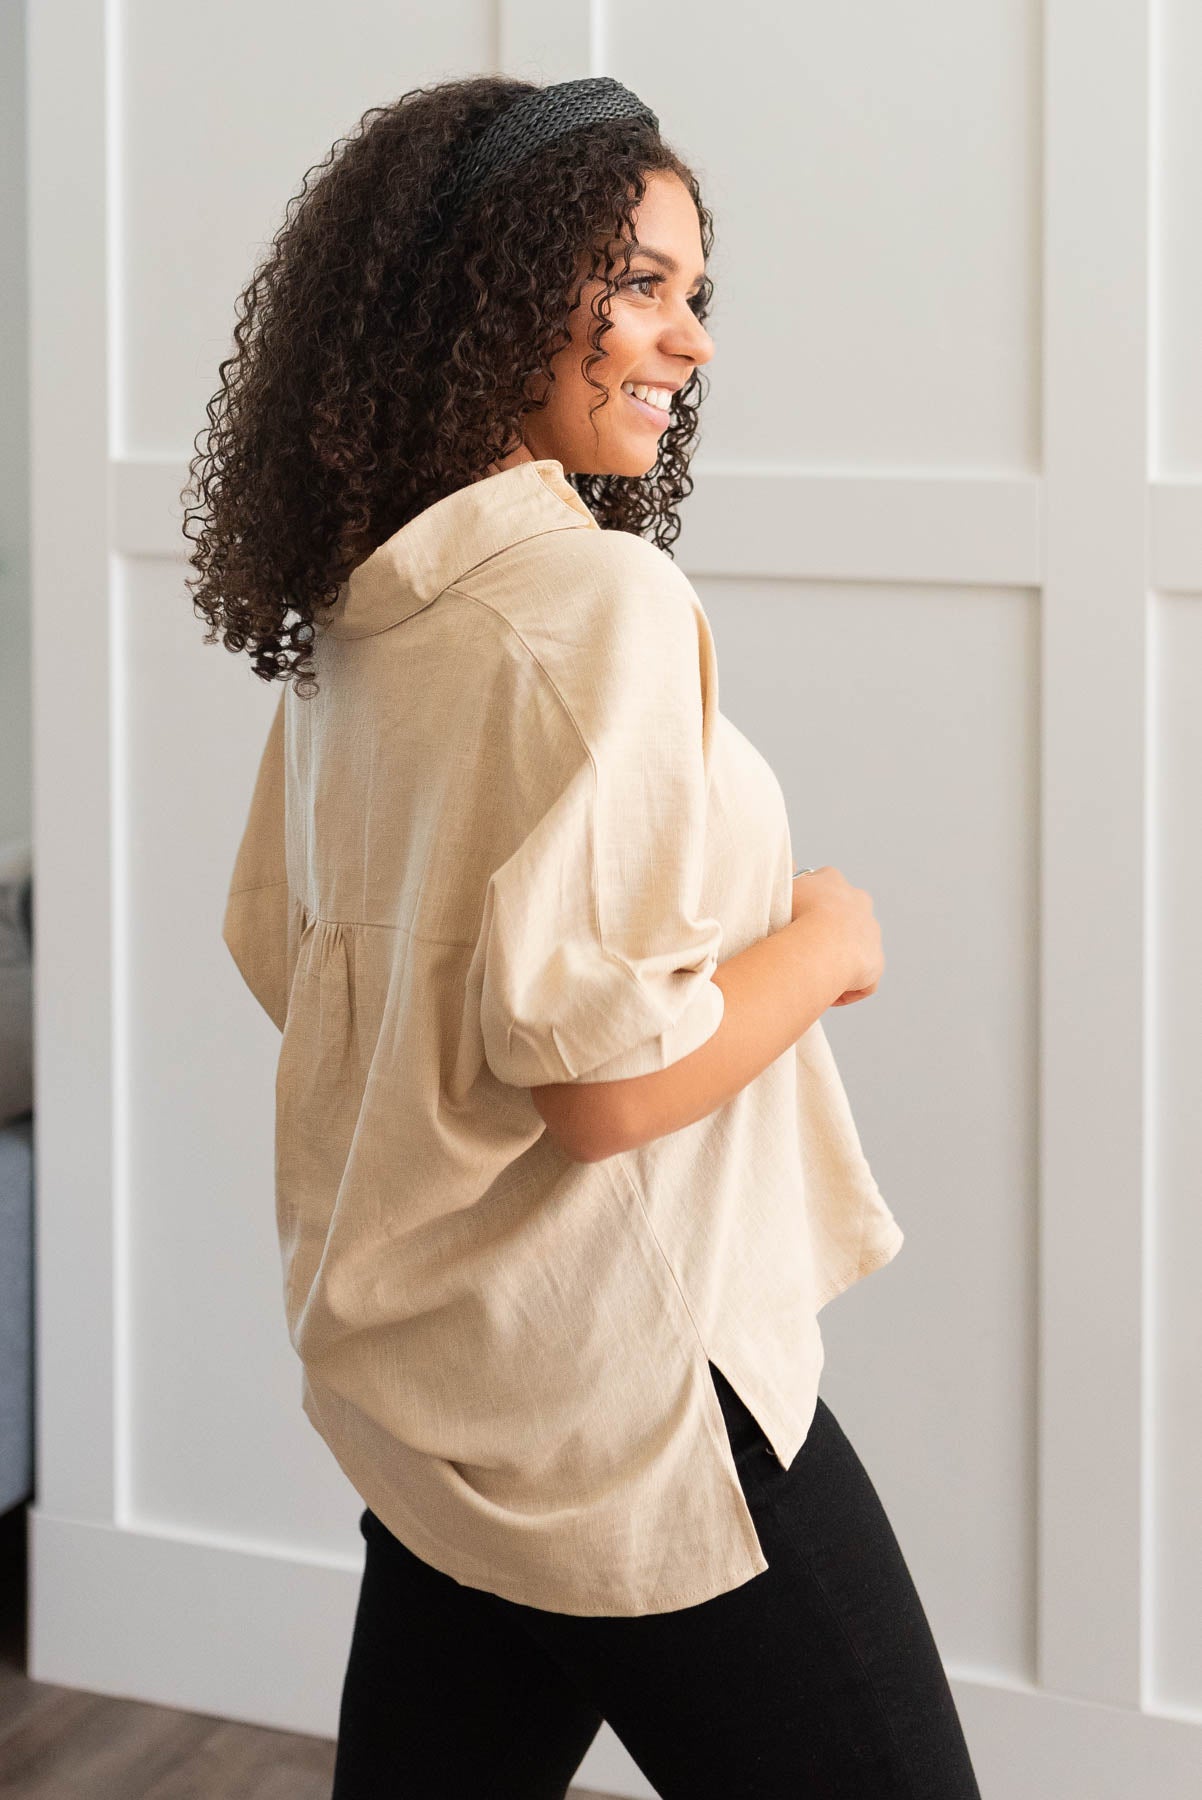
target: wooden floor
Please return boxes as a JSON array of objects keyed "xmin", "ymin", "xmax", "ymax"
[{"xmin": 0, "ymin": 1502, "xmax": 614, "ymax": 1798}]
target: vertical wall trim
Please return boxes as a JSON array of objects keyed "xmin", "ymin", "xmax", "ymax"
[
  {"xmin": 28, "ymin": 0, "xmax": 119, "ymax": 1528},
  {"xmin": 497, "ymin": 0, "xmax": 593, "ymax": 79},
  {"xmin": 1039, "ymin": 0, "xmax": 1153, "ymax": 1703}
]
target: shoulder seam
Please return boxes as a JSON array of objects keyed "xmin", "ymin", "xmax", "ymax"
[
  {"xmin": 448, "ymin": 516, "xmax": 589, "ymax": 595},
  {"xmin": 441, "ymin": 582, "xmax": 592, "ymax": 763}
]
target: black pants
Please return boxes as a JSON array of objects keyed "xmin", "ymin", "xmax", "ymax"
[{"xmin": 330, "ymin": 1363, "xmax": 982, "ymax": 1799}]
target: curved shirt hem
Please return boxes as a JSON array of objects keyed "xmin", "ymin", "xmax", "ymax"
[
  {"xmin": 302, "ymin": 1378, "xmax": 772, "ymax": 1618},
  {"xmin": 816, "ymin": 1213, "xmax": 906, "ymax": 1312}
]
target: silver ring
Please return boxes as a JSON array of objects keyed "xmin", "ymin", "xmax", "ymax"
[{"xmin": 793, "ymin": 866, "xmax": 815, "ymax": 877}]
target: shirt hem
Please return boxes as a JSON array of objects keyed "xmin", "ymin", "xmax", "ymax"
[
  {"xmin": 815, "ymin": 1213, "xmax": 906, "ymax": 1311},
  {"xmin": 301, "ymin": 1378, "xmax": 771, "ymax": 1618}
]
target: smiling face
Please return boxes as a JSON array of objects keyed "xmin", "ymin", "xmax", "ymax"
[{"xmin": 490, "ymin": 169, "xmax": 715, "ymax": 479}]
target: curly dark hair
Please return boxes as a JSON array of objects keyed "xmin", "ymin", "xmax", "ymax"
[{"xmin": 182, "ymin": 74, "xmax": 715, "ymax": 696}]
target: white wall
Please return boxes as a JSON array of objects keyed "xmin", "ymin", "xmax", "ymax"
[{"xmin": 26, "ymin": 0, "xmax": 1202, "ymax": 1794}]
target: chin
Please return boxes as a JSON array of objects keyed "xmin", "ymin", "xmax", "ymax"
[
  {"xmin": 603, "ymin": 442, "xmax": 662, "ymax": 479},
  {"xmin": 558, "ymin": 437, "xmax": 661, "ymax": 480}
]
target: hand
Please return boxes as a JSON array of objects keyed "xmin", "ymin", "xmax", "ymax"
[{"xmin": 791, "ymin": 866, "xmax": 884, "ymax": 1006}]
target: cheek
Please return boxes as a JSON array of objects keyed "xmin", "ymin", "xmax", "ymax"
[
  {"xmin": 571, "ymin": 300, "xmax": 642, "ymax": 371},
  {"xmin": 602, "ymin": 312, "xmax": 645, "ymax": 366},
  {"xmin": 554, "ymin": 303, "xmax": 644, "ymax": 415}
]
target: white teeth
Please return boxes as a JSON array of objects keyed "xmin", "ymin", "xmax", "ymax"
[{"xmin": 621, "ymin": 381, "xmax": 672, "ymax": 411}]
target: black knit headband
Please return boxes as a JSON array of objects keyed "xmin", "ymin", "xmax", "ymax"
[{"xmin": 453, "ymin": 76, "xmax": 659, "ymax": 203}]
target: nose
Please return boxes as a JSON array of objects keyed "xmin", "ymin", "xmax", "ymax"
[{"xmin": 674, "ymin": 315, "xmax": 714, "ymax": 369}]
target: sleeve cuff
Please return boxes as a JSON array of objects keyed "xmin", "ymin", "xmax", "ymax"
[{"xmin": 564, "ymin": 977, "xmax": 725, "ymax": 1085}]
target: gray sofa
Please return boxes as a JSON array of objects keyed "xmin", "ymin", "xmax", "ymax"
[{"xmin": 0, "ymin": 840, "xmax": 33, "ymax": 1516}]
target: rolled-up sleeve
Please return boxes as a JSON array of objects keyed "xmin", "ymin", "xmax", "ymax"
[{"xmin": 475, "ymin": 545, "xmax": 725, "ymax": 1087}]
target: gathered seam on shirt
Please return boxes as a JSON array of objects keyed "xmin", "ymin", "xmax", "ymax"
[
  {"xmin": 299, "ymin": 913, "xmax": 475, "ymax": 949},
  {"xmin": 227, "ymin": 878, "xmax": 291, "ymax": 896}
]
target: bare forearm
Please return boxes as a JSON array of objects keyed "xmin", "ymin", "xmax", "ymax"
[{"xmin": 593, "ymin": 911, "xmax": 846, "ymax": 1157}]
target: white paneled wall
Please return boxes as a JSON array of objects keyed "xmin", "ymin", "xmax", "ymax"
[{"xmin": 27, "ymin": 0, "xmax": 1202, "ymax": 1795}]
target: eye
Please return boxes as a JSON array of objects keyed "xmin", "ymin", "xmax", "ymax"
[{"xmin": 620, "ymin": 271, "xmax": 707, "ymax": 317}]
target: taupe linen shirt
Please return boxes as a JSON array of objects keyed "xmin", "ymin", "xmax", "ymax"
[{"xmin": 222, "ymin": 456, "xmax": 904, "ymax": 1617}]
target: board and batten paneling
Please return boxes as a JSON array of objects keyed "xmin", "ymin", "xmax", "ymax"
[{"xmin": 26, "ymin": 0, "xmax": 1202, "ymax": 1794}]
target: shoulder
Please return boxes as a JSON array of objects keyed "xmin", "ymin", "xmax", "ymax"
[
  {"xmin": 539, "ymin": 523, "xmax": 697, "ymax": 612},
  {"xmin": 451, "ymin": 525, "xmax": 704, "ymax": 665},
  {"xmin": 444, "ymin": 525, "xmax": 715, "ymax": 762}
]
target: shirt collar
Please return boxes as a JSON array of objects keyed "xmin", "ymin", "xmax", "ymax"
[{"xmin": 317, "ymin": 458, "xmax": 600, "ymax": 640}]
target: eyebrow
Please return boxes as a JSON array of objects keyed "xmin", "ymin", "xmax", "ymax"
[{"xmin": 628, "ymin": 242, "xmax": 707, "ymax": 290}]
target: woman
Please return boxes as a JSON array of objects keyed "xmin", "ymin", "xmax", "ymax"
[{"xmin": 190, "ymin": 73, "xmax": 982, "ymax": 1800}]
